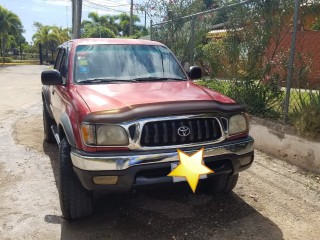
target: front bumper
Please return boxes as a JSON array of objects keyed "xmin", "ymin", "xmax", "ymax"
[
  {"xmin": 71, "ymin": 137, "xmax": 254, "ymax": 171},
  {"xmin": 71, "ymin": 137, "xmax": 254, "ymax": 191}
]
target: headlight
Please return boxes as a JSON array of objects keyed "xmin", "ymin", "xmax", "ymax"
[
  {"xmin": 228, "ymin": 114, "xmax": 248, "ymax": 136},
  {"xmin": 81, "ymin": 124, "xmax": 129, "ymax": 146},
  {"xmin": 96, "ymin": 125, "xmax": 129, "ymax": 146}
]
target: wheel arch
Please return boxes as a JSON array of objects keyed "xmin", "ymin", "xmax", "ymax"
[{"xmin": 59, "ymin": 113, "xmax": 76, "ymax": 148}]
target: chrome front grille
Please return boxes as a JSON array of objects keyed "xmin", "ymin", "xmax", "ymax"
[{"xmin": 140, "ymin": 118, "xmax": 222, "ymax": 147}]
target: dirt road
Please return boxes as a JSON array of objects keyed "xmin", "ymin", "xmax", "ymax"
[{"xmin": 0, "ymin": 65, "xmax": 319, "ymax": 240}]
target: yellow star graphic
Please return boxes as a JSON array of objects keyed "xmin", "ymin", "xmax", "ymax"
[{"xmin": 168, "ymin": 148, "xmax": 214, "ymax": 193}]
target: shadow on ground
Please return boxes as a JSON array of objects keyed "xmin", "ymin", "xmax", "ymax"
[{"xmin": 43, "ymin": 141, "xmax": 283, "ymax": 240}]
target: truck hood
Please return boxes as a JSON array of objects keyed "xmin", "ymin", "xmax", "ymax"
[{"xmin": 75, "ymin": 81, "xmax": 235, "ymax": 113}]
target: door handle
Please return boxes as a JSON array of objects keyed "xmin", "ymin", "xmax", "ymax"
[{"xmin": 52, "ymin": 89, "xmax": 55, "ymax": 95}]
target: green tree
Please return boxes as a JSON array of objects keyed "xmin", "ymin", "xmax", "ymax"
[
  {"xmin": 32, "ymin": 23, "xmax": 70, "ymax": 63},
  {"xmin": 32, "ymin": 25, "xmax": 52, "ymax": 63},
  {"xmin": 87, "ymin": 12, "xmax": 118, "ymax": 35},
  {"xmin": 81, "ymin": 12, "xmax": 147, "ymax": 38},
  {"xmin": 22, "ymin": 42, "xmax": 38, "ymax": 60},
  {"xmin": 0, "ymin": 6, "xmax": 23, "ymax": 63},
  {"xmin": 48, "ymin": 26, "xmax": 71, "ymax": 61},
  {"xmin": 51, "ymin": 26, "xmax": 70, "ymax": 43},
  {"xmin": 135, "ymin": 0, "xmax": 205, "ymax": 22},
  {"xmin": 116, "ymin": 13, "xmax": 142, "ymax": 36},
  {"xmin": 82, "ymin": 25, "xmax": 116, "ymax": 38}
]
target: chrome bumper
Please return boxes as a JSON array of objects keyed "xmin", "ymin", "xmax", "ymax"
[{"xmin": 71, "ymin": 137, "xmax": 254, "ymax": 171}]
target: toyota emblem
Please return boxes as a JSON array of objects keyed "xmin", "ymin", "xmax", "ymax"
[{"xmin": 178, "ymin": 126, "xmax": 191, "ymax": 137}]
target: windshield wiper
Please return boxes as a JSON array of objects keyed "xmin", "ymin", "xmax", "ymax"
[
  {"xmin": 77, "ymin": 78, "xmax": 138, "ymax": 84},
  {"xmin": 131, "ymin": 77, "xmax": 187, "ymax": 82}
]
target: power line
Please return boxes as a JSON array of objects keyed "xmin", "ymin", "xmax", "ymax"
[
  {"xmin": 36, "ymin": 0, "xmax": 71, "ymax": 3},
  {"xmin": 84, "ymin": 0, "xmax": 130, "ymax": 8},
  {"xmin": 83, "ymin": 0, "xmax": 129, "ymax": 13},
  {"xmin": 83, "ymin": 4, "xmax": 127, "ymax": 13}
]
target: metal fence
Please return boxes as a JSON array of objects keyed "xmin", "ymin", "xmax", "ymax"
[
  {"xmin": 2, "ymin": 42, "xmax": 56, "ymax": 65},
  {"xmin": 150, "ymin": 0, "xmax": 320, "ymax": 134},
  {"xmin": 2, "ymin": 48, "xmax": 40, "ymax": 64}
]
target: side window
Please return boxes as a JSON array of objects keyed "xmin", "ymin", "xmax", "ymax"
[
  {"xmin": 54, "ymin": 49, "xmax": 64, "ymax": 70},
  {"xmin": 54, "ymin": 48, "xmax": 68, "ymax": 83},
  {"xmin": 60, "ymin": 53, "xmax": 67, "ymax": 79}
]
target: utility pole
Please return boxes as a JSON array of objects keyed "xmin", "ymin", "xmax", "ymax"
[
  {"xmin": 283, "ymin": 0, "xmax": 300, "ymax": 124},
  {"xmin": 72, "ymin": 0, "xmax": 82, "ymax": 39},
  {"xmin": 144, "ymin": 10, "xmax": 147, "ymax": 29},
  {"xmin": 130, "ymin": 0, "xmax": 133, "ymax": 36},
  {"xmin": 66, "ymin": 6, "xmax": 69, "ymax": 29}
]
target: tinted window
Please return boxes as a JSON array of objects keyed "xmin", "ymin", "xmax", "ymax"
[
  {"xmin": 60, "ymin": 52, "xmax": 67, "ymax": 78},
  {"xmin": 54, "ymin": 48, "xmax": 64, "ymax": 70},
  {"xmin": 73, "ymin": 44, "xmax": 186, "ymax": 83}
]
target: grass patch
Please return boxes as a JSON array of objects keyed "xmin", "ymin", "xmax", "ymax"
[
  {"xmin": 197, "ymin": 79, "xmax": 283, "ymax": 119},
  {"xmin": 289, "ymin": 90, "xmax": 320, "ymax": 139},
  {"xmin": 198, "ymin": 79, "xmax": 320, "ymax": 139},
  {"xmin": 0, "ymin": 61, "xmax": 39, "ymax": 66},
  {"xmin": 196, "ymin": 79, "xmax": 231, "ymax": 96}
]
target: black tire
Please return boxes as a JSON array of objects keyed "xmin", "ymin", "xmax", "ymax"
[
  {"xmin": 58, "ymin": 137, "xmax": 93, "ymax": 220},
  {"xmin": 43, "ymin": 103, "xmax": 55, "ymax": 143},
  {"xmin": 204, "ymin": 173, "xmax": 239, "ymax": 193}
]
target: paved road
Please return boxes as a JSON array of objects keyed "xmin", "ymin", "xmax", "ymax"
[
  {"xmin": 0, "ymin": 65, "xmax": 319, "ymax": 240},
  {"xmin": 0, "ymin": 65, "xmax": 47, "ymax": 121}
]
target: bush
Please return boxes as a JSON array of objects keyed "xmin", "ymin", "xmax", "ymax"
[
  {"xmin": 198, "ymin": 78, "xmax": 283, "ymax": 119},
  {"xmin": 1, "ymin": 57, "xmax": 13, "ymax": 63},
  {"xmin": 230, "ymin": 79, "xmax": 283, "ymax": 118},
  {"xmin": 310, "ymin": 19, "xmax": 320, "ymax": 31},
  {"xmin": 290, "ymin": 90, "xmax": 320, "ymax": 138},
  {"xmin": 198, "ymin": 41, "xmax": 228, "ymax": 78},
  {"xmin": 197, "ymin": 79, "xmax": 231, "ymax": 96}
]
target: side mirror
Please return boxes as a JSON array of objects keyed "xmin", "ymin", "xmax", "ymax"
[
  {"xmin": 41, "ymin": 69, "xmax": 63, "ymax": 85},
  {"xmin": 188, "ymin": 66, "xmax": 202, "ymax": 80}
]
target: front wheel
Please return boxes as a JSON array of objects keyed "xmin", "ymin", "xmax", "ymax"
[
  {"xmin": 204, "ymin": 173, "xmax": 239, "ymax": 193},
  {"xmin": 58, "ymin": 137, "xmax": 94, "ymax": 220}
]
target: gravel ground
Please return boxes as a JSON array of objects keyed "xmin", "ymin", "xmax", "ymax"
[{"xmin": 0, "ymin": 65, "xmax": 320, "ymax": 240}]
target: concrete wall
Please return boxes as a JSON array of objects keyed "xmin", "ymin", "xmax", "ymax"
[{"xmin": 250, "ymin": 117, "xmax": 320, "ymax": 173}]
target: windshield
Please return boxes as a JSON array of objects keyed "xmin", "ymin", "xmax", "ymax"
[{"xmin": 73, "ymin": 44, "xmax": 187, "ymax": 83}]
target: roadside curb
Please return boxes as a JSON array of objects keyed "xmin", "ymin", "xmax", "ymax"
[{"xmin": 250, "ymin": 117, "xmax": 320, "ymax": 173}]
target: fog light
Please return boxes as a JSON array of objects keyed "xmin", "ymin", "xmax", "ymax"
[
  {"xmin": 93, "ymin": 176, "xmax": 118, "ymax": 185},
  {"xmin": 239, "ymin": 156, "xmax": 253, "ymax": 166}
]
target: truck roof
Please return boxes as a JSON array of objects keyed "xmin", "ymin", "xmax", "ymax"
[{"xmin": 68, "ymin": 38, "xmax": 164, "ymax": 47}]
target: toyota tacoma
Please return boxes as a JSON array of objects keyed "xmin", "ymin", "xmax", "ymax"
[{"xmin": 41, "ymin": 38, "xmax": 254, "ymax": 220}]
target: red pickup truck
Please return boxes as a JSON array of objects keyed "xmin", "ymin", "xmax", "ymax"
[{"xmin": 41, "ymin": 38, "xmax": 254, "ymax": 220}]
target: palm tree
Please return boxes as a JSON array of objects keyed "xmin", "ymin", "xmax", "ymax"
[
  {"xmin": 50, "ymin": 26, "xmax": 70, "ymax": 44},
  {"xmin": 115, "ymin": 13, "xmax": 141, "ymax": 37},
  {"xmin": 33, "ymin": 25, "xmax": 71, "ymax": 63},
  {"xmin": 0, "ymin": 6, "xmax": 23, "ymax": 63},
  {"xmin": 81, "ymin": 12, "xmax": 147, "ymax": 39},
  {"xmin": 87, "ymin": 12, "xmax": 118, "ymax": 35},
  {"xmin": 32, "ymin": 25, "xmax": 52, "ymax": 63},
  {"xmin": 49, "ymin": 26, "xmax": 70, "ymax": 61}
]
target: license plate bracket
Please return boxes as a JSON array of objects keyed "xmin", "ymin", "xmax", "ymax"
[{"xmin": 170, "ymin": 163, "xmax": 207, "ymax": 183}]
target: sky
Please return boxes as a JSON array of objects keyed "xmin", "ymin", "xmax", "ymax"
[{"xmin": 0, "ymin": 0, "xmax": 147, "ymax": 43}]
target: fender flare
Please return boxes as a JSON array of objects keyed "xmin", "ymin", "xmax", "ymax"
[{"xmin": 60, "ymin": 113, "xmax": 76, "ymax": 148}]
